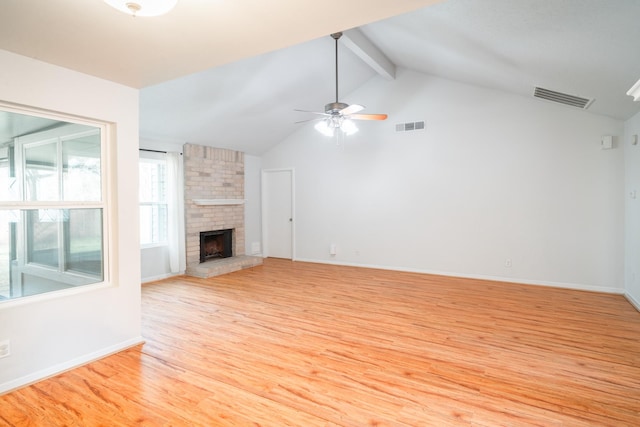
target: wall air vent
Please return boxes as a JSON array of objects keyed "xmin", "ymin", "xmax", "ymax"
[
  {"xmin": 396, "ymin": 121, "xmax": 425, "ymax": 132},
  {"xmin": 533, "ymin": 87, "xmax": 594, "ymax": 109}
]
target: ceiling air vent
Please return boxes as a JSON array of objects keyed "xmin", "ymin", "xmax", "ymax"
[{"xmin": 533, "ymin": 87, "xmax": 593, "ymax": 109}]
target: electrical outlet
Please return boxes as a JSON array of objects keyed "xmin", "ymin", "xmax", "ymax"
[
  {"xmin": 505, "ymin": 258, "xmax": 512, "ymax": 268},
  {"xmin": 0, "ymin": 340, "xmax": 10, "ymax": 359}
]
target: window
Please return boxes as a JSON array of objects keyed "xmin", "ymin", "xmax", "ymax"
[
  {"xmin": 0, "ymin": 110, "xmax": 107, "ymax": 301},
  {"xmin": 139, "ymin": 151, "xmax": 167, "ymax": 246}
]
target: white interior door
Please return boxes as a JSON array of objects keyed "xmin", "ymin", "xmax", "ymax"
[{"xmin": 262, "ymin": 169, "xmax": 294, "ymax": 259}]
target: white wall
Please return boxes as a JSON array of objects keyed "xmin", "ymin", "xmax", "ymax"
[
  {"xmin": 624, "ymin": 111, "xmax": 640, "ymax": 308},
  {"xmin": 262, "ymin": 68, "xmax": 625, "ymax": 292},
  {"xmin": 140, "ymin": 245, "xmax": 172, "ymax": 282},
  {"xmin": 245, "ymin": 154, "xmax": 263, "ymax": 256},
  {"xmin": 0, "ymin": 50, "xmax": 142, "ymax": 392}
]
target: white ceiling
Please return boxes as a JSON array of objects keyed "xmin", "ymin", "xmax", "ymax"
[
  {"xmin": 362, "ymin": 0, "xmax": 640, "ymax": 121},
  {"xmin": 0, "ymin": 0, "xmax": 437, "ymax": 88},
  {"xmin": 1, "ymin": 0, "xmax": 639, "ymax": 155}
]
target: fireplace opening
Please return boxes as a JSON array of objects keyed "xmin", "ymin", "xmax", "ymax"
[{"xmin": 200, "ymin": 229, "xmax": 233, "ymax": 263}]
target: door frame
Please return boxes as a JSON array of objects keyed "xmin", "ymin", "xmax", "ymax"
[{"xmin": 261, "ymin": 168, "xmax": 296, "ymax": 260}]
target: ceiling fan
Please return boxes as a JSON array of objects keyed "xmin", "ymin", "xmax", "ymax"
[{"xmin": 296, "ymin": 32, "xmax": 388, "ymax": 136}]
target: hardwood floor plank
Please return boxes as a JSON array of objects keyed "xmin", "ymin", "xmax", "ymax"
[{"xmin": 1, "ymin": 259, "xmax": 639, "ymax": 426}]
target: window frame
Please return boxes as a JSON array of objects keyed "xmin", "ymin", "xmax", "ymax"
[
  {"xmin": 0, "ymin": 102, "xmax": 112, "ymax": 303},
  {"xmin": 139, "ymin": 151, "xmax": 168, "ymax": 249}
]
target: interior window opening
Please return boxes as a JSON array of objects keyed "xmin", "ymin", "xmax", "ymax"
[{"xmin": 0, "ymin": 108, "xmax": 108, "ymax": 302}]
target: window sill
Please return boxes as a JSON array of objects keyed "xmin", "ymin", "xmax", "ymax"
[
  {"xmin": 141, "ymin": 243, "xmax": 168, "ymax": 250},
  {"xmin": 192, "ymin": 199, "xmax": 245, "ymax": 206}
]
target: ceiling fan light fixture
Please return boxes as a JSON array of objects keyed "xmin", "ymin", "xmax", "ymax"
[
  {"xmin": 314, "ymin": 116, "xmax": 358, "ymax": 137},
  {"xmin": 104, "ymin": 0, "xmax": 178, "ymax": 16},
  {"xmin": 341, "ymin": 119, "xmax": 358, "ymax": 135},
  {"xmin": 315, "ymin": 120, "xmax": 335, "ymax": 137}
]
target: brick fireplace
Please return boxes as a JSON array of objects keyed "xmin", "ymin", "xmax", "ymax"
[
  {"xmin": 183, "ymin": 144, "xmax": 261, "ymax": 278},
  {"xmin": 200, "ymin": 228, "xmax": 233, "ymax": 262}
]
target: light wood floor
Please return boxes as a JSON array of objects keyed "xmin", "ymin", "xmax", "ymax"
[{"xmin": 1, "ymin": 259, "xmax": 640, "ymax": 426}]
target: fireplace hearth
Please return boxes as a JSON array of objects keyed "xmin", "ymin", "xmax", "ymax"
[{"xmin": 200, "ymin": 229, "xmax": 233, "ymax": 263}]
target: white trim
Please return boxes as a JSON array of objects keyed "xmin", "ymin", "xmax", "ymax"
[
  {"xmin": 0, "ymin": 201, "xmax": 109, "ymax": 208},
  {"xmin": 192, "ymin": 199, "xmax": 246, "ymax": 206},
  {"xmin": 261, "ymin": 173, "xmax": 266, "ymax": 257},
  {"xmin": 625, "ymin": 293, "xmax": 640, "ymax": 312},
  {"xmin": 0, "ymin": 101, "xmax": 108, "ymax": 130},
  {"xmin": 0, "ymin": 337, "xmax": 144, "ymax": 395},
  {"xmin": 141, "ymin": 271, "xmax": 185, "ymax": 283},
  {"xmin": 291, "ymin": 169, "xmax": 296, "ymax": 261},
  {"xmin": 0, "ymin": 111, "xmax": 113, "ymax": 303},
  {"xmin": 293, "ymin": 257, "xmax": 626, "ymax": 295},
  {"xmin": 0, "ymin": 280, "xmax": 113, "ymax": 308}
]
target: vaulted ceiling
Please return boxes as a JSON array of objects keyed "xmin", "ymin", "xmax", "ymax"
[
  {"xmin": 0, "ymin": 0, "xmax": 438, "ymax": 88},
  {"xmin": 1, "ymin": 0, "xmax": 639, "ymax": 155}
]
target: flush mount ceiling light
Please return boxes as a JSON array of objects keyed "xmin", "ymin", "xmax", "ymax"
[{"xmin": 104, "ymin": 0, "xmax": 178, "ymax": 17}]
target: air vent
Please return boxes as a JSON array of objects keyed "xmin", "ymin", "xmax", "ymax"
[
  {"xmin": 533, "ymin": 87, "xmax": 593, "ymax": 109},
  {"xmin": 396, "ymin": 121, "xmax": 425, "ymax": 132}
]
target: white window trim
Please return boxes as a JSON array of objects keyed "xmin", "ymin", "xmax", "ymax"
[{"xmin": 0, "ymin": 101, "xmax": 114, "ymax": 305}]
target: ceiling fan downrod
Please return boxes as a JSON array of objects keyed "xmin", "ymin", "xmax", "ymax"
[{"xmin": 326, "ymin": 32, "xmax": 348, "ymax": 114}]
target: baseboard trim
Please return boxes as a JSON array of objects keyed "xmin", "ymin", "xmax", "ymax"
[
  {"xmin": 141, "ymin": 271, "xmax": 185, "ymax": 283},
  {"xmin": 625, "ymin": 293, "xmax": 640, "ymax": 312},
  {"xmin": 293, "ymin": 258, "xmax": 624, "ymax": 295},
  {"xmin": 0, "ymin": 336, "xmax": 145, "ymax": 395}
]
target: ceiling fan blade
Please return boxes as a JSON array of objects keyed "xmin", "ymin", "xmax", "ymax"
[
  {"xmin": 294, "ymin": 118, "xmax": 322, "ymax": 124},
  {"xmin": 294, "ymin": 109, "xmax": 329, "ymax": 116},
  {"xmin": 339, "ymin": 104, "xmax": 365, "ymax": 115},
  {"xmin": 350, "ymin": 113, "xmax": 388, "ymax": 121}
]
